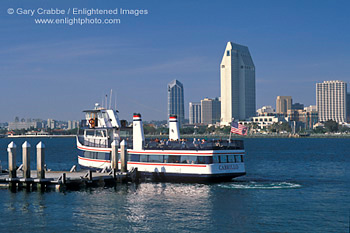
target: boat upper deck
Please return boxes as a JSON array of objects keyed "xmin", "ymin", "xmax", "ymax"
[
  {"xmin": 77, "ymin": 135, "xmax": 244, "ymax": 151},
  {"xmin": 143, "ymin": 139, "xmax": 244, "ymax": 150}
]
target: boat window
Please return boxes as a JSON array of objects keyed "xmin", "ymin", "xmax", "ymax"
[
  {"xmin": 129, "ymin": 154, "xmax": 140, "ymax": 162},
  {"xmin": 197, "ymin": 156, "xmax": 213, "ymax": 164},
  {"xmin": 241, "ymin": 155, "xmax": 244, "ymax": 162},
  {"xmin": 84, "ymin": 151, "xmax": 98, "ymax": 159},
  {"xmin": 213, "ymin": 155, "xmax": 219, "ymax": 163},
  {"xmin": 228, "ymin": 155, "xmax": 235, "ymax": 163},
  {"xmin": 95, "ymin": 130, "xmax": 104, "ymax": 137},
  {"xmin": 180, "ymin": 156, "xmax": 196, "ymax": 164},
  {"xmin": 235, "ymin": 155, "xmax": 242, "ymax": 163},
  {"xmin": 97, "ymin": 152, "xmax": 108, "ymax": 160},
  {"xmin": 163, "ymin": 155, "xmax": 168, "ymax": 163},
  {"xmin": 140, "ymin": 155, "xmax": 148, "ymax": 162},
  {"xmin": 149, "ymin": 155, "xmax": 163, "ymax": 163},
  {"xmin": 102, "ymin": 112, "xmax": 109, "ymax": 119},
  {"xmin": 220, "ymin": 155, "xmax": 228, "ymax": 163},
  {"xmin": 84, "ymin": 151, "xmax": 91, "ymax": 158},
  {"xmin": 167, "ymin": 155, "xmax": 181, "ymax": 163},
  {"xmin": 86, "ymin": 130, "xmax": 95, "ymax": 136}
]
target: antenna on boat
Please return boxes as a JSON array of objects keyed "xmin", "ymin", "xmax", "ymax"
[
  {"xmin": 105, "ymin": 94, "xmax": 108, "ymax": 109},
  {"xmin": 109, "ymin": 89, "xmax": 113, "ymax": 109}
]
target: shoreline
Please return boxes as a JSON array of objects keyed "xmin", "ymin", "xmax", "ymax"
[
  {"xmin": 1, "ymin": 134, "xmax": 350, "ymax": 139},
  {"xmin": 145, "ymin": 134, "xmax": 350, "ymax": 139}
]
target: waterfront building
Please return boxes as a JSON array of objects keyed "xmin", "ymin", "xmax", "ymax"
[
  {"xmin": 189, "ymin": 102, "xmax": 201, "ymax": 124},
  {"xmin": 201, "ymin": 97, "xmax": 221, "ymax": 125},
  {"xmin": 304, "ymin": 105, "xmax": 317, "ymax": 112},
  {"xmin": 257, "ymin": 106, "xmax": 275, "ymax": 116},
  {"xmin": 251, "ymin": 115, "xmax": 281, "ymax": 129},
  {"xmin": 287, "ymin": 109, "xmax": 318, "ymax": 130},
  {"xmin": 220, "ymin": 42, "xmax": 256, "ymax": 125},
  {"xmin": 8, "ymin": 117, "xmax": 44, "ymax": 130},
  {"xmin": 167, "ymin": 80, "xmax": 184, "ymax": 126},
  {"xmin": 316, "ymin": 80, "xmax": 347, "ymax": 123},
  {"xmin": 276, "ymin": 96, "xmax": 292, "ymax": 114}
]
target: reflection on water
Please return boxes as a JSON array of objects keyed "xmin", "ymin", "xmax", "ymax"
[{"xmin": 73, "ymin": 183, "xmax": 213, "ymax": 232}]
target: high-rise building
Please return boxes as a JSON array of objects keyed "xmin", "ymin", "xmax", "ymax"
[
  {"xmin": 47, "ymin": 118, "xmax": 56, "ymax": 129},
  {"xmin": 347, "ymin": 93, "xmax": 350, "ymax": 122},
  {"xmin": 316, "ymin": 80, "xmax": 347, "ymax": 123},
  {"xmin": 220, "ymin": 42, "xmax": 256, "ymax": 125},
  {"xmin": 276, "ymin": 96, "xmax": 292, "ymax": 114},
  {"xmin": 292, "ymin": 103, "xmax": 304, "ymax": 110},
  {"xmin": 201, "ymin": 97, "xmax": 221, "ymax": 124},
  {"xmin": 68, "ymin": 120, "xmax": 79, "ymax": 129},
  {"xmin": 189, "ymin": 102, "xmax": 201, "ymax": 124},
  {"xmin": 68, "ymin": 120, "xmax": 72, "ymax": 130},
  {"xmin": 168, "ymin": 80, "xmax": 184, "ymax": 126}
]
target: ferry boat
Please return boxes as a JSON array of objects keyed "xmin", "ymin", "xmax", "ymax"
[{"xmin": 77, "ymin": 104, "xmax": 246, "ymax": 182}]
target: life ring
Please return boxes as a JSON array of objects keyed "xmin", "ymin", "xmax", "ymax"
[{"xmin": 89, "ymin": 118, "xmax": 95, "ymax": 127}]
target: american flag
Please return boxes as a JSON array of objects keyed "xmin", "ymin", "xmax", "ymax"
[{"xmin": 231, "ymin": 121, "xmax": 248, "ymax": 136}]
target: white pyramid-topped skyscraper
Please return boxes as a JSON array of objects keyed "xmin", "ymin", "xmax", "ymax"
[{"xmin": 220, "ymin": 42, "xmax": 256, "ymax": 125}]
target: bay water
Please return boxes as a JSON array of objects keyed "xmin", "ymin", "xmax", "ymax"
[{"xmin": 0, "ymin": 137, "xmax": 349, "ymax": 232}]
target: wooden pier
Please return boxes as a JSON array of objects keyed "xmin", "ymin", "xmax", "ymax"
[{"xmin": 1, "ymin": 141, "xmax": 140, "ymax": 191}]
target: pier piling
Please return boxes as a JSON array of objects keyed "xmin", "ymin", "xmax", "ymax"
[
  {"xmin": 120, "ymin": 140, "xmax": 128, "ymax": 172},
  {"xmin": 22, "ymin": 141, "xmax": 31, "ymax": 179},
  {"xmin": 36, "ymin": 142, "xmax": 45, "ymax": 179},
  {"xmin": 7, "ymin": 142, "xmax": 17, "ymax": 179},
  {"xmin": 111, "ymin": 140, "xmax": 118, "ymax": 170}
]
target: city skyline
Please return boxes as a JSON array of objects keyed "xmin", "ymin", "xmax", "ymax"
[{"xmin": 1, "ymin": 1, "xmax": 350, "ymax": 122}]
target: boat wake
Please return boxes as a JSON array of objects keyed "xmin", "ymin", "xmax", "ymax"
[{"xmin": 218, "ymin": 181, "xmax": 302, "ymax": 190}]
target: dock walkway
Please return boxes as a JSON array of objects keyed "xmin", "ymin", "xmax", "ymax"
[{"xmin": 0, "ymin": 169, "xmax": 139, "ymax": 191}]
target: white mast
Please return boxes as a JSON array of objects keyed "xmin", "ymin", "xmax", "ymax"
[{"xmin": 114, "ymin": 94, "xmax": 117, "ymax": 110}]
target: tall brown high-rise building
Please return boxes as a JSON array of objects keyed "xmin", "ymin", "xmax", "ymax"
[{"xmin": 276, "ymin": 96, "xmax": 292, "ymax": 114}]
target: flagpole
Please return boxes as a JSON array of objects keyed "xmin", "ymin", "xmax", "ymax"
[{"xmin": 229, "ymin": 118, "xmax": 234, "ymax": 142}]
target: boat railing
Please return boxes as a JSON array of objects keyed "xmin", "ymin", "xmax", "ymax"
[
  {"xmin": 143, "ymin": 139, "xmax": 244, "ymax": 150},
  {"xmin": 77, "ymin": 135, "xmax": 110, "ymax": 148}
]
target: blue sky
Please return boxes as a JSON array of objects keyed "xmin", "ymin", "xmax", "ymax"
[{"xmin": 1, "ymin": 0, "xmax": 350, "ymax": 122}]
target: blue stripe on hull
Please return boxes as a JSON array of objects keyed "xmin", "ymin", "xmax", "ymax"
[{"xmin": 79, "ymin": 165, "xmax": 245, "ymax": 183}]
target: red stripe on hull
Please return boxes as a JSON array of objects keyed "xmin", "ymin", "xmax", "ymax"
[
  {"xmin": 78, "ymin": 156, "xmax": 207, "ymax": 167},
  {"xmin": 78, "ymin": 156, "xmax": 110, "ymax": 163}
]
